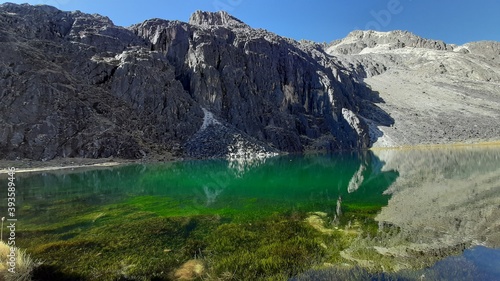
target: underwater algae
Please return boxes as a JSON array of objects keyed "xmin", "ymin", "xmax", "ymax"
[
  {"xmin": 8, "ymin": 148, "xmax": 500, "ymax": 280},
  {"xmin": 20, "ymin": 190, "xmax": 385, "ymax": 280}
]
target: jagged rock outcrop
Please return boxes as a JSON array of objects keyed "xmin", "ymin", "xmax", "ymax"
[
  {"xmin": 130, "ymin": 10, "xmax": 382, "ymax": 154},
  {"xmin": 1, "ymin": 4, "xmax": 383, "ymax": 160},
  {"xmin": 188, "ymin": 10, "xmax": 249, "ymax": 28}
]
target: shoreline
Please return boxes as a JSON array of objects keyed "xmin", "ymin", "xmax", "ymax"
[
  {"xmin": 2, "ymin": 141, "xmax": 500, "ymax": 174},
  {"xmin": 369, "ymin": 140, "xmax": 500, "ymax": 151},
  {"xmin": 0, "ymin": 158, "xmax": 139, "ymax": 175},
  {"xmin": 0, "ymin": 161, "xmax": 127, "ymax": 174}
]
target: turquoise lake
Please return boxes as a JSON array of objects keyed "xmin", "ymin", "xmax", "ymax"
[{"xmin": 2, "ymin": 146, "xmax": 500, "ymax": 280}]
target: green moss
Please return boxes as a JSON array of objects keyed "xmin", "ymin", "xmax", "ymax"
[
  {"xmin": 16, "ymin": 167, "xmax": 399, "ymax": 281},
  {"xmin": 22, "ymin": 212, "xmax": 223, "ymax": 280},
  {"xmin": 204, "ymin": 215, "xmax": 331, "ymax": 280},
  {"xmin": 17, "ymin": 191, "xmax": 396, "ymax": 281}
]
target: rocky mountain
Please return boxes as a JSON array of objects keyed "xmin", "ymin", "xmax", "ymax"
[
  {"xmin": 327, "ymin": 30, "xmax": 500, "ymax": 147},
  {"xmin": 0, "ymin": 4, "xmax": 383, "ymax": 161},
  {"xmin": 327, "ymin": 30, "xmax": 453, "ymax": 55},
  {"xmin": 0, "ymin": 4, "xmax": 499, "ymax": 161}
]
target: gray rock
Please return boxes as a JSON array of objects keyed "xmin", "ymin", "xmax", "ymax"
[
  {"xmin": 131, "ymin": 11, "xmax": 377, "ymax": 154},
  {"xmin": 327, "ymin": 30, "xmax": 453, "ymax": 55},
  {"xmin": 326, "ymin": 31, "xmax": 500, "ymax": 147},
  {"xmin": 6, "ymin": 4, "xmax": 495, "ymax": 160},
  {"xmin": 184, "ymin": 108, "xmax": 278, "ymax": 159},
  {"xmin": 0, "ymin": 3, "xmax": 202, "ymax": 160},
  {"xmin": 189, "ymin": 10, "xmax": 249, "ymax": 28},
  {"xmin": 465, "ymin": 41, "xmax": 500, "ymax": 61}
]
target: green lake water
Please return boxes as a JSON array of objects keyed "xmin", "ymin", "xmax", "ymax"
[{"xmin": 2, "ymin": 146, "xmax": 500, "ymax": 280}]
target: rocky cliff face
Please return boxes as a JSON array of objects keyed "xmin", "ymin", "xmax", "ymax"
[
  {"xmin": 0, "ymin": 5, "xmax": 384, "ymax": 160},
  {"xmin": 1, "ymin": 4, "xmax": 498, "ymax": 161},
  {"xmin": 0, "ymin": 3, "xmax": 207, "ymax": 161},
  {"xmin": 130, "ymin": 11, "xmax": 383, "ymax": 154}
]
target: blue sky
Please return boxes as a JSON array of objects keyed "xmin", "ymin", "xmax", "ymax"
[{"xmin": 3, "ymin": 0, "xmax": 500, "ymax": 45}]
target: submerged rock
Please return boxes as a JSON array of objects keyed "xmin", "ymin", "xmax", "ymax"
[{"xmin": 305, "ymin": 212, "xmax": 335, "ymax": 235}]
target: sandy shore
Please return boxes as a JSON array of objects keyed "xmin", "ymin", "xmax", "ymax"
[{"xmin": 0, "ymin": 157, "xmax": 136, "ymax": 174}]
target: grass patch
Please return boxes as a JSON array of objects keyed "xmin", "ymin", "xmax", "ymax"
[{"xmin": 0, "ymin": 241, "xmax": 41, "ymax": 281}]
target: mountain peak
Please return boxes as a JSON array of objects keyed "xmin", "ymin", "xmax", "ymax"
[
  {"xmin": 327, "ymin": 30, "xmax": 453, "ymax": 55},
  {"xmin": 188, "ymin": 10, "xmax": 248, "ymax": 28}
]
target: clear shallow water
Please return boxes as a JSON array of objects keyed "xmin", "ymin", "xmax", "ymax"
[
  {"xmin": 15, "ymin": 153, "xmax": 397, "ymax": 223},
  {"xmin": 2, "ymin": 146, "xmax": 500, "ymax": 280}
]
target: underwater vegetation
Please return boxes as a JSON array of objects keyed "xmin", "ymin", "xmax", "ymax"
[
  {"xmin": 13, "ymin": 196, "xmax": 498, "ymax": 281},
  {"xmin": 7, "ymin": 148, "xmax": 500, "ymax": 280},
  {"xmin": 204, "ymin": 213, "xmax": 341, "ymax": 280},
  {"xmin": 7, "ymin": 154, "xmax": 394, "ymax": 280},
  {"xmin": 16, "ymin": 191, "xmax": 390, "ymax": 281}
]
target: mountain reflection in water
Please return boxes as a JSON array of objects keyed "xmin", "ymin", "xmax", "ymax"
[
  {"xmin": 375, "ymin": 146, "xmax": 500, "ymax": 254},
  {"xmin": 3, "ymin": 146, "xmax": 500, "ymax": 280},
  {"xmin": 13, "ymin": 151, "xmax": 397, "ymax": 213}
]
